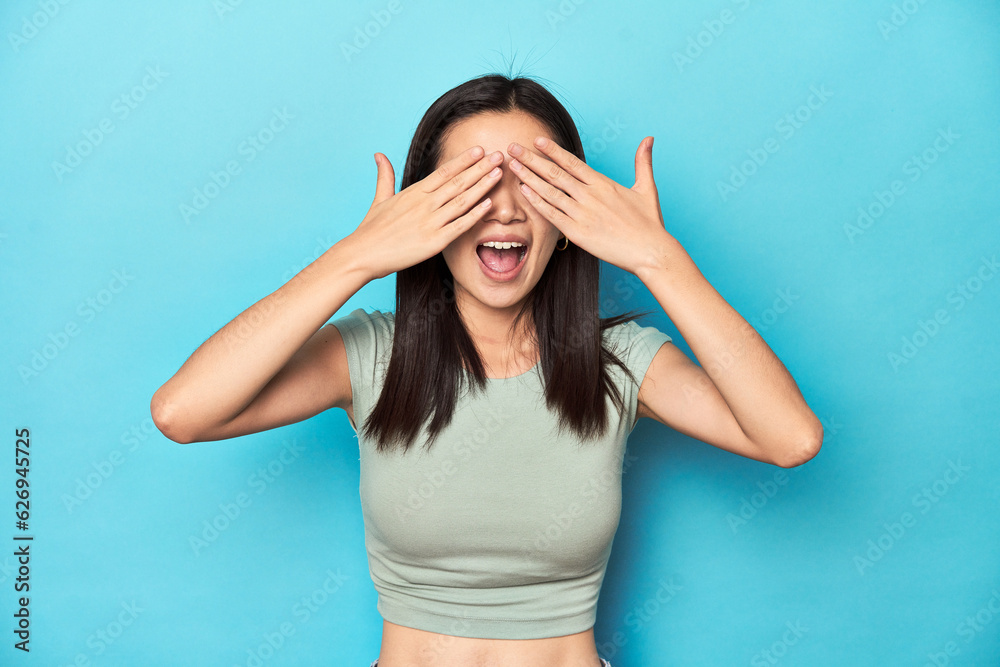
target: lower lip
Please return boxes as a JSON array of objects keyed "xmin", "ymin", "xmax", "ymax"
[{"xmin": 477, "ymin": 246, "xmax": 529, "ymax": 283}]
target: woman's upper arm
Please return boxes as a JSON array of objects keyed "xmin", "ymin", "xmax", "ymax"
[
  {"xmin": 183, "ymin": 323, "xmax": 353, "ymax": 443},
  {"xmin": 636, "ymin": 342, "xmax": 776, "ymax": 465}
]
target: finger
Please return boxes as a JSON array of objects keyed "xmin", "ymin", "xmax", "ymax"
[
  {"xmin": 509, "ymin": 152, "xmax": 582, "ymax": 220},
  {"xmin": 428, "ymin": 150, "xmax": 504, "ymax": 211},
  {"xmin": 419, "ymin": 145, "xmax": 485, "ymax": 194},
  {"xmin": 517, "ymin": 181, "xmax": 572, "ymax": 232},
  {"xmin": 372, "ymin": 152, "xmax": 396, "ymax": 204},
  {"xmin": 441, "ymin": 192, "xmax": 496, "ymax": 244},
  {"xmin": 632, "ymin": 136, "xmax": 656, "ymax": 193},
  {"xmin": 507, "ymin": 142, "xmax": 586, "ymax": 203},
  {"xmin": 436, "ymin": 158, "xmax": 503, "ymax": 222},
  {"xmin": 516, "ymin": 136, "xmax": 597, "ymax": 189}
]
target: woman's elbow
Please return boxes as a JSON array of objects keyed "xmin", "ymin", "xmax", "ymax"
[
  {"xmin": 775, "ymin": 423, "xmax": 824, "ymax": 468},
  {"xmin": 150, "ymin": 393, "xmax": 195, "ymax": 444}
]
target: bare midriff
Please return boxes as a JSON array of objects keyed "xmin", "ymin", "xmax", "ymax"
[{"xmin": 375, "ymin": 620, "xmax": 604, "ymax": 667}]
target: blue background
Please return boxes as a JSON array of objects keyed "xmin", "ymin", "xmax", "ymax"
[{"xmin": 2, "ymin": 0, "xmax": 998, "ymax": 665}]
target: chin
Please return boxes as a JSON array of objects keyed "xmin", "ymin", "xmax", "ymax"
[{"xmin": 456, "ymin": 264, "xmax": 534, "ymax": 308}]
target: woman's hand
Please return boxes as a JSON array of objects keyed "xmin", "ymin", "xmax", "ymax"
[
  {"xmin": 347, "ymin": 146, "xmax": 505, "ymax": 281},
  {"xmin": 507, "ymin": 136, "xmax": 682, "ymax": 277}
]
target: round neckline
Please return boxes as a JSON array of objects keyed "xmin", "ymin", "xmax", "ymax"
[{"xmin": 486, "ymin": 359, "xmax": 540, "ymax": 381}]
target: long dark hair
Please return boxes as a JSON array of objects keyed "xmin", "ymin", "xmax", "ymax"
[{"xmin": 361, "ymin": 74, "xmax": 654, "ymax": 453}]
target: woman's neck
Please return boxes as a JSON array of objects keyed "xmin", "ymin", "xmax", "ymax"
[{"xmin": 455, "ymin": 298, "xmax": 537, "ymax": 378}]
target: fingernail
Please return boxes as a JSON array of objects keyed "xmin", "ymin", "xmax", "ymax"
[
  {"xmin": 489, "ymin": 151, "xmax": 503, "ymax": 164},
  {"xmin": 508, "ymin": 143, "xmax": 523, "ymax": 157}
]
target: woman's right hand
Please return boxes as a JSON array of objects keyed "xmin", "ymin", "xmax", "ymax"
[{"xmin": 346, "ymin": 146, "xmax": 504, "ymax": 280}]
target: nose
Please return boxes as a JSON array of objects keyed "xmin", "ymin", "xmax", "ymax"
[{"xmin": 481, "ymin": 155, "xmax": 527, "ymax": 224}]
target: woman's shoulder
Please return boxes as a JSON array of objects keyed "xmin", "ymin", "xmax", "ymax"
[
  {"xmin": 602, "ymin": 316, "xmax": 669, "ymax": 345},
  {"xmin": 329, "ymin": 307, "xmax": 396, "ymax": 348},
  {"xmin": 333, "ymin": 306, "xmax": 395, "ymax": 327},
  {"xmin": 602, "ymin": 316, "xmax": 672, "ymax": 377}
]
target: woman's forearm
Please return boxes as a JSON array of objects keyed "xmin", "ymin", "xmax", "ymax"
[
  {"xmin": 150, "ymin": 235, "xmax": 372, "ymax": 439},
  {"xmin": 636, "ymin": 235, "xmax": 823, "ymax": 463}
]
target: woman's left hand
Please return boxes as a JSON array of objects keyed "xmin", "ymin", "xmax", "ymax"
[{"xmin": 507, "ymin": 135, "xmax": 674, "ymax": 276}]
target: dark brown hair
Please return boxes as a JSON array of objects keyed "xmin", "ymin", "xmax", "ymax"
[{"xmin": 362, "ymin": 73, "xmax": 654, "ymax": 453}]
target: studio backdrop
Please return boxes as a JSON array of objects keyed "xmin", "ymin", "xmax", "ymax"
[{"xmin": 1, "ymin": 1, "xmax": 998, "ymax": 665}]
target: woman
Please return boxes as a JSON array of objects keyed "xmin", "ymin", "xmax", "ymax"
[{"xmin": 151, "ymin": 74, "xmax": 823, "ymax": 667}]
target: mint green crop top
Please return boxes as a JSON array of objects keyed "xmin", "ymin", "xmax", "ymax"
[{"xmin": 330, "ymin": 308, "xmax": 671, "ymax": 640}]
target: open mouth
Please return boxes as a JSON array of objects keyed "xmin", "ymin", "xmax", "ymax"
[{"xmin": 476, "ymin": 243, "xmax": 528, "ymax": 275}]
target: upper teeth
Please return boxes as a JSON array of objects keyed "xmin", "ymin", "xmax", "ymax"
[{"xmin": 480, "ymin": 241, "xmax": 525, "ymax": 249}]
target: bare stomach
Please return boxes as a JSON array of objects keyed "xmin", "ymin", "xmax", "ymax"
[{"xmin": 375, "ymin": 620, "xmax": 603, "ymax": 667}]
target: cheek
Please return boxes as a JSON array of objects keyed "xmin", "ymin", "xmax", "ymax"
[{"xmin": 441, "ymin": 242, "xmax": 473, "ymax": 270}]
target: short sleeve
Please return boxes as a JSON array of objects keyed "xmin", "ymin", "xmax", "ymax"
[
  {"xmin": 604, "ymin": 319, "xmax": 672, "ymax": 432},
  {"xmin": 329, "ymin": 308, "xmax": 394, "ymax": 433}
]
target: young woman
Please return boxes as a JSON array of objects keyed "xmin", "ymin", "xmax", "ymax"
[{"xmin": 151, "ymin": 75, "xmax": 823, "ymax": 667}]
